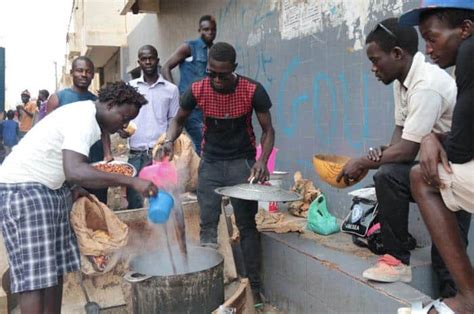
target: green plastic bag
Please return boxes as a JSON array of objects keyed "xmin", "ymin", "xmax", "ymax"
[{"xmin": 307, "ymin": 193, "xmax": 340, "ymax": 235}]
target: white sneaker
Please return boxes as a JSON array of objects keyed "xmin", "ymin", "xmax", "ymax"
[{"xmin": 363, "ymin": 254, "xmax": 412, "ymax": 283}]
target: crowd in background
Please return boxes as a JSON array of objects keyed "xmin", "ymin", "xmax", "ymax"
[{"xmin": 0, "ymin": 89, "xmax": 49, "ymax": 162}]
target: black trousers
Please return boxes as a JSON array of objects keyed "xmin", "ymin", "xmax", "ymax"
[
  {"xmin": 374, "ymin": 163, "xmax": 471, "ymax": 296},
  {"xmin": 197, "ymin": 158, "xmax": 261, "ymax": 291}
]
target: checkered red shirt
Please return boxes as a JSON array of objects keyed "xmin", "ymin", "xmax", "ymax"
[
  {"xmin": 181, "ymin": 76, "xmax": 272, "ymax": 160},
  {"xmin": 192, "ymin": 77, "xmax": 256, "ymax": 118}
]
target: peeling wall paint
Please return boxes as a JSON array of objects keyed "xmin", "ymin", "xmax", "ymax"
[
  {"xmin": 279, "ymin": 0, "xmax": 408, "ymax": 50},
  {"xmin": 280, "ymin": 0, "xmax": 324, "ymax": 40}
]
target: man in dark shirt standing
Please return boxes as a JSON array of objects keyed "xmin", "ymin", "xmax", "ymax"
[
  {"xmin": 401, "ymin": 2, "xmax": 474, "ymax": 312},
  {"xmin": 159, "ymin": 42, "xmax": 275, "ymax": 305},
  {"xmin": 162, "ymin": 15, "xmax": 217, "ymax": 155}
]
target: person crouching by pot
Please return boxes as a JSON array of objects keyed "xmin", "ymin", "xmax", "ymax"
[{"xmin": 0, "ymin": 81, "xmax": 158, "ymax": 314}]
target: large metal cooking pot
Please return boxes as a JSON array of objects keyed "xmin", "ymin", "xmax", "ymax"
[{"xmin": 124, "ymin": 246, "xmax": 224, "ymax": 314}]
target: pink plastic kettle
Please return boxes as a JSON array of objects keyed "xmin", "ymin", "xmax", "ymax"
[{"xmin": 139, "ymin": 161, "xmax": 178, "ymax": 189}]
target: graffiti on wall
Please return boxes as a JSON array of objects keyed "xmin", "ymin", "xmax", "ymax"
[
  {"xmin": 217, "ymin": 0, "xmax": 383, "ymax": 147},
  {"xmin": 214, "ymin": 0, "xmax": 405, "ymax": 213},
  {"xmin": 276, "ymin": 56, "xmax": 370, "ymax": 150}
]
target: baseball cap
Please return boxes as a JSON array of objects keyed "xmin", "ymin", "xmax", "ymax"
[
  {"xmin": 399, "ymin": 0, "xmax": 474, "ymax": 26},
  {"xmin": 21, "ymin": 89, "xmax": 30, "ymax": 97}
]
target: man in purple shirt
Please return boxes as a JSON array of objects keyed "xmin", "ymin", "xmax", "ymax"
[
  {"xmin": 123, "ymin": 45, "xmax": 179, "ymax": 209},
  {"xmin": 36, "ymin": 89, "xmax": 49, "ymax": 122}
]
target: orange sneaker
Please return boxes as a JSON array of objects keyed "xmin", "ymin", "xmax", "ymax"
[{"xmin": 363, "ymin": 254, "xmax": 412, "ymax": 283}]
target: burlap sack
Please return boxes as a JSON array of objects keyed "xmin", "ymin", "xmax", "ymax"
[
  {"xmin": 70, "ymin": 195, "xmax": 128, "ymax": 256},
  {"xmin": 152, "ymin": 133, "xmax": 200, "ymax": 192}
]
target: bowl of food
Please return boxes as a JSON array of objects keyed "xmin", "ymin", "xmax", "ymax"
[
  {"xmin": 92, "ymin": 161, "xmax": 137, "ymax": 177},
  {"xmin": 312, "ymin": 154, "xmax": 367, "ymax": 188}
]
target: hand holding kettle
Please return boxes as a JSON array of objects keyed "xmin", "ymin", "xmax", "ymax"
[
  {"xmin": 131, "ymin": 177, "xmax": 158, "ymax": 198},
  {"xmin": 155, "ymin": 140, "xmax": 175, "ymax": 161}
]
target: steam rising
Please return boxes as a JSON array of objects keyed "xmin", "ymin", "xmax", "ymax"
[
  {"xmin": 131, "ymin": 246, "xmax": 222, "ymax": 276},
  {"xmin": 113, "ymin": 154, "xmax": 222, "ymax": 278}
]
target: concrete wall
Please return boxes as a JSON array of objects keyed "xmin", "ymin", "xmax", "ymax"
[
  {"xmin": 126, "ymin": 0, "xmax": 415, "ymax": 213},
  {"xmin": 124, "ymin": 0, "xmax": 472, "ymax": 249},
  {"xmin": 103, "ymin": 49, "xmax": 121, "ymax": 84}
]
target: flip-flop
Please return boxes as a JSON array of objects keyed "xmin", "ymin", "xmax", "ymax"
[
  {"xmin": 410, "ymin": 299, "xmax": 455, "ymax": 314},
  {"xmin": 432, "ymin": 299, "xmax": 455, "ymax": 314},
  {"xmin": 410, "ymin": 300, "xmax": 432, "ymax": 314}
]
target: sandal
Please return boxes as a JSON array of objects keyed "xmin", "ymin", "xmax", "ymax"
[{"xmin": 409, "ymin": 298, "xmax": 455, "ymax": 314}]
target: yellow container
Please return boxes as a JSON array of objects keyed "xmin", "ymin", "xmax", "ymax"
[{"xmin": 312, "ymin": 154, "xmax": 367, "ymax": 188}]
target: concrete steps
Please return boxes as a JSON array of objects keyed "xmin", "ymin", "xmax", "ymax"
[
  {"xmin": 260, "ymin": 230, "xmax": 471, "ymax": 314},
  {"xmin": 260, "ymin": 200, "xmax": 474, "ymax": 314}
]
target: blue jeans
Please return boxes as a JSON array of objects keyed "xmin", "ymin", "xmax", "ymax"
[
  {"xmin": 127, "ymin": 150, "xmax": 153, "ymax": 209},
  {"xmin": 197, "ymin": 158, "xmax": 261, "ymax": 291},
  {"xmin": 184, "ymin": 108, "xmax": 203, "ymax": 156}
]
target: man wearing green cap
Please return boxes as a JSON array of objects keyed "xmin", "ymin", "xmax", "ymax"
[{"xmin": 400, "ymin": 1, "xmax": 474, "ymax": 312}]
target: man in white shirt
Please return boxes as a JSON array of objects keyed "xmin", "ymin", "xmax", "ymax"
[
  {"xmin": 337, "ymin": 18, "xmax": 469, "ymax": 293},
  {"xmin": 123, "ymin": 45, "xmax": 179, "ymax": 209},
  {"xmin": 0, "ymin": 82, "xmax": 158, "ymax": 313}
]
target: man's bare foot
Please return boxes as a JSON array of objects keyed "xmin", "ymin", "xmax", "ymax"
[{"xmin": 428, "ymin": 293, "xmax": 474, "ymax": 314}]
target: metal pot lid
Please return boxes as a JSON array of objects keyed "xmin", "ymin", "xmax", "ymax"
[{"xmin": 215, "ymin": 184, "xmax": 302, "ymax": 202}]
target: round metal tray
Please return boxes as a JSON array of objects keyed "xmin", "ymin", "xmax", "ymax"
[
  {"xmin": 91, "ymin": 160, "xmax": 137, "ymax": 177},
  {"xmin": 215, "ymin": 183, "xmax": 302, "ymax": 202}
]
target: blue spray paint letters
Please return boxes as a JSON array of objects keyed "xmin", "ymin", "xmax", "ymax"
[{"xmin": 276, "ymin": 57, "xmax": 370, "ymax": 150}]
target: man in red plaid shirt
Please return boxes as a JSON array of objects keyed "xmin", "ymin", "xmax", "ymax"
[{"xmin": 159, "ymin": 42, "xmax": 275, "ymax": 306}]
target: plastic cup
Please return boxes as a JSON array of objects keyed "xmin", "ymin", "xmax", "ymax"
[{"xmin": 148, "ymin": 191, "xmax": 174, "ymax": 224}]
